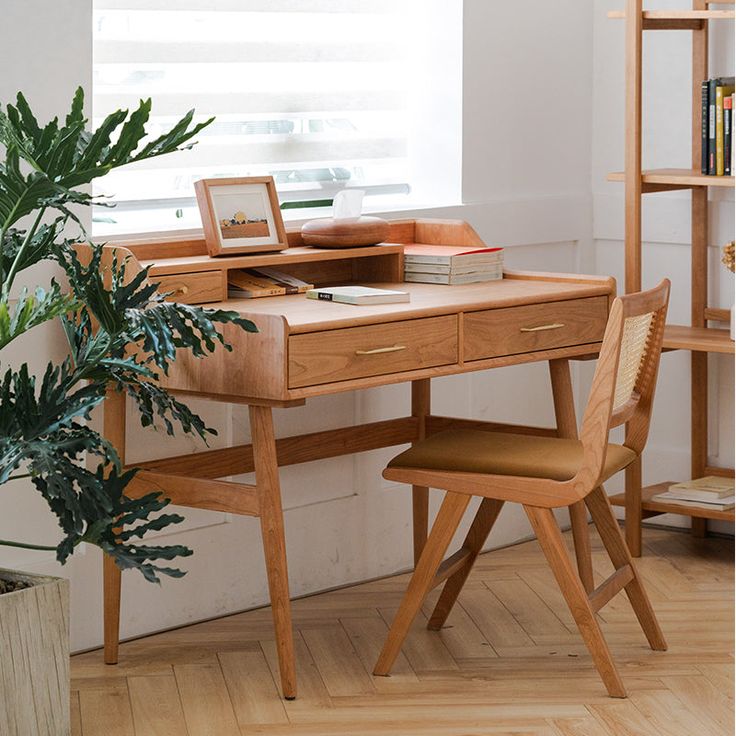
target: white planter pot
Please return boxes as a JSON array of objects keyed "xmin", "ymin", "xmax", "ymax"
[{"xmin": 0, "ymin": 569, "xmax": 70, "ymax": 736}]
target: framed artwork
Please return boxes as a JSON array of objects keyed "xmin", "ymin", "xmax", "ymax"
[{"xmin": 194, "ymin": 176, "xmax": 288, "ymax": 257}]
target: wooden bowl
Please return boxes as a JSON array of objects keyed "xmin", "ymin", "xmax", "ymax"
[{"xmin": 301, "ymin": 216, "xmax": 390, "ymax": 248}]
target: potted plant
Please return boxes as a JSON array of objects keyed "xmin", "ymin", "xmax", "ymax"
[
  {"xmin": 723, "ymin": 240, "xmax": 734, "ymax": 340},
  {"xmin": 0, "ymin": 89, "xmax": 255, "ymax": 735}
]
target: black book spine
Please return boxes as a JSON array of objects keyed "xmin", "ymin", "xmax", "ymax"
[
  {"xmin": 701, "ymin": 80, "xmax": 710, "ymax": 174},
  {"xmin": 708, "ymin": 78, "xmax": 719, "ymax": 176},
  {"xmin": 725, "ymin": 106, "xmax": 732, "ymax": 177},
  {"xmin": 709, "ymin": 78, "xmax": 718, "ymax": 175}
]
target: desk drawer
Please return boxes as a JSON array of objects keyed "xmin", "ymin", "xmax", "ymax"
[
  {"xmin": 155, "ymin": 271, "xmax": 224, "ymax": 304},
  {"xmin": 464, "ymin": 296, "xmax": 608, "ymax": 361},
  {"xmin": 289, "ymin": 315, "xmax": 458, "ymax": 388}
]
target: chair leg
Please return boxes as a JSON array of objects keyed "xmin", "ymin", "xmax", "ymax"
[
  {"xmin": 374, "ymin": 491, "xmax": 471, "ymax": 676},
  {"xmin": 569, "ymin": 501, "xmax": 595, "ymax": 593},
  {"xmin": 427, "ymin": 498, "xmax": 504, "ymax": 630},
  {"xmin": 585, "ymin": 486, "xmax": 667, "ymax": 652},
  {"xmin": 524, "ymin": 505, "xmax": 627, "ymax": 698}
]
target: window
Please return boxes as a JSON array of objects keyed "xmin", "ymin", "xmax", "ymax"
[{"xmin": 92, "ymin": 0, "xmax": 462, "ymax": 236}]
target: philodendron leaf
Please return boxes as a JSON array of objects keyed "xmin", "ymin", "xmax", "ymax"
[{"xmin": 0, "ymin": 283, "xmax": 79, "ymax": 351}]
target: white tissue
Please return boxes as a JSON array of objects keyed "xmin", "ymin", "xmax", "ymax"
[{"xmin": 332, "ymin": 189, "xmax": 365, "ymax": 221}]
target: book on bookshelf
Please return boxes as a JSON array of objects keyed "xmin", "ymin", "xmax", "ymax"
[
  {"xmin": 704, "ymin": 77, "xmax": 735, "ymax": 176},
  {"xmin": 306, "ymin": 286, "xmax": 410, "ymax": 305},
  {"xmin": 666, "ymin": 476, "xmax": 734, "ymax": 501},
  {"xmin": 651, "ymin": 491, "xmax": 735, "ymax": 512},
  {"xmin": 725, "ymin": 95, "xmax": 732, "ymax": 177},
  {"xmin": 701, "ymin": 80, "xmax": 710, "ymax": 174}
]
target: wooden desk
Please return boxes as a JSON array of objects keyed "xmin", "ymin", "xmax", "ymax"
[{"xmin": 100, "ymin": 219, "xmax": 615, "ymax": 699}]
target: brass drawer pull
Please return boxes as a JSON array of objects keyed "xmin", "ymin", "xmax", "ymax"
[
  {"xmin": 519, "ymin": 322, "xmax": 565, "ymax": 333},
  {"xmin": 355, "ymin": 345, "xmax": 407, "ymax": 356}
]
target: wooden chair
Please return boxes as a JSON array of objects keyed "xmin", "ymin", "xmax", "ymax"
[{"xmin": 374, "ymin": 280, "xmax": 671, "ymax": 698}]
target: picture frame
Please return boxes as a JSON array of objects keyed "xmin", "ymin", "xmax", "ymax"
[{"xmin": 194, "ymin": 176, "xmax": 288, "ymax": 257}]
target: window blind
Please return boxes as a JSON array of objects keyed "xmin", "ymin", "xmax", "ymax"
[{"xmin": 92, "ymin": 0, "xmax": 412, "ymax": 234}]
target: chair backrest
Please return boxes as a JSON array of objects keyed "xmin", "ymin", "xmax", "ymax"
[{"xmin": 575, "ymin": 279, "xmax": 670, "ymax": 489}]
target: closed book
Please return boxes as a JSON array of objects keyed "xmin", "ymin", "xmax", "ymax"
[
  {"xmin": 652, "ymin": 492, "xmax": 735, "ymax": 512},
  {"xmin": 403, "ymin": 244, "xmax": 503, "ymax": 266},
  {"xmin": 305, "ymin": 286, "xmax": 410, "ymax": 305},
  {"xmin": 249, "ymin": 267, "xmax": 313, "ymax": 294},
  {"xmin": 716, "ymin": 84, "xmax": 735, "ymax": 175},
  {"xmin": 668, "ymin": 476, "xmax": 734, "ymax": 499},
  {"xmin": 228, "ymin": 271, "xmax": 285, "ymax": 298},
  {"xmin": 701, "ymin": 80, "xmax": 709, "ymax": 174},
  {"xmin": 732, "ymin": 94, "xmax": 735, "ymax": 174},
  {"xmin": 709, "ymin": 78, "xmax": 718, "ymax": 174},
  {"xmin": 725, "ymin": 96, "xmax": 733, "ymax": 176},
  {"xmin": 404, "ymin": 261, "xmax": 502, "ymax": 275},
  {"xmin": 404, "ymin": 270, "xmax": 502, "ymax": 285}
]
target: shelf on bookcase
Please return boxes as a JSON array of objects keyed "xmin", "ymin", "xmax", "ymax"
[
  {"xmin": 609, "ymin": 482, "xmax": 736, "ymax": 522},
  {"xmin": 609, "ymin": 9, "xmax": 734, "ymax": 28},
  {"xmin": 608, "ymin": 169, "xmax": 735, "ymax": 189},
  {"xmin": 663, "ymin": 325, "xmax": 734, "ymax": 354}
]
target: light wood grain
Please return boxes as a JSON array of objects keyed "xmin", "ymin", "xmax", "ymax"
[
  {"xmin": 288, "ymin": 315, "xmax": 458, "ymax": 388},
  {"xmin": 464, "ymin": 297, "xmax": 608, "ymax": 361},
  {"xmin": 218, "ymin": 649, "xmax": 289, "ymax": 725},
  {"xmin": 250, "ymin": 404, "xmax": 297, "ymax": 700},
  {"xmin": 72, "ymin": 526, "xmax": 734, "ymax": 735},
  {"xmin": 411, "ymin": 379, "xmax": 431, "ymax": 565},
  {"xmin": 0, "ymin": 572, "xmax": 70, "ymax": 736},
  {"xmin": 174, "ymin": 663, "xmax": 240, "ymax": 736},
  {"xmin": 154, "ymin": 270, "xmax": 225, "ymax": 304},
  {"xmin": 549, "ymin": 357, "xmax": 594, "ymax": 593},
  {"xmin": 127, "ymin": 675, "xmax": 188, "ymax": 736},
  {"xmin": 103, "ymin": 388, "xmax": 126, "ymax": 666}
]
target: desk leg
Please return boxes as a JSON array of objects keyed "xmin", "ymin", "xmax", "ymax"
[
  {"xmin": 250, "ymin": 404, "xmax": 297, "ymax": 700},
  {"xmin": 103, "ymin": 388, "xmax": 126, "ymax": 665},
  {"xmin": 411, "ymin": 379, "xmax": 431, "ymax": 566},
  {"xmin": 549, "ymin": 359, "xmax": 594, "ymax": 593}
]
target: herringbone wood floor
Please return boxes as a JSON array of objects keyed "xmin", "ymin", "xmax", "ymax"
[{"xmin": 72, "ymin": 525, "xmax": 734, "ymax": 736}]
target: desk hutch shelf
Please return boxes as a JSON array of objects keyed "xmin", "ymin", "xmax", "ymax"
[{"xmin": 607, "ymin": 0, "xmax": 735, "ymax": 554}]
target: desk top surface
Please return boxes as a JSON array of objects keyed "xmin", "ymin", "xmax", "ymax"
[{"xmin": 211, "ymin": 275, "xmax": 614, "ymax": 333}]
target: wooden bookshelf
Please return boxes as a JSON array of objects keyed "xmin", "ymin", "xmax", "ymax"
[
  {"xmin": 610, "ymin": 482, "xmax": 736, "ymax": 522},
  {"xmin": 608, "ymin": 0, "xmax": 735, "ymax": 555},
  {"xmin": 608, "ymin": 168, "xmax": 735, "ymax": 188},
  {"xmin": 608, "ymin": 9, "xmax": 734, "ymax": 29},
  {"xmin": 664, "ymin": 324, "xmax": 735, "ymax": 353}
]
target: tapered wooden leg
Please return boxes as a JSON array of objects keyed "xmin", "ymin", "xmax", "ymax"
[
  {"xmin": 549, "ymin": 358, "xmax": 594, "ymax": 590},
  {"xmin": 427, "ymin": 498, "xmax": 504, "ymax": 630},
  {"xmin": 586, "ymin": 487, "xmax": 667, "ymax": 651},
  {"xmin": 250, "ymin": 404, "xmax": 297, "ymax": 700},
  {"xmin": 411, "ymin": 379, "xmax": 431, "ymax": 565},
  {"xmin": 103, "ymin": 557, "xmax": 121, "ymax": 664},
  {"xmin": 625, "ymin": 458, "xmax": 643, "ymax": 556},
  {"xmin": 103, "ymin": 388, "xmax": 126, "ymax": 665},
  {"xmin": 375, "ymin": 491, "xmax": 471, "ymax": 676},
  {"xmin": 525, "ymin": 505, "xmax": 627, "ymax": 698}
]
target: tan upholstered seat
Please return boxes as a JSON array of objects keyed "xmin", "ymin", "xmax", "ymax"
[{"xmin": 388, "ymin": 429, "xmax": 636, "ymax": 483}]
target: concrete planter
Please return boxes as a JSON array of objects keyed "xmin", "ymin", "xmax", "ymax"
[{"xmin": 0, "ymin": 569, "xmax": 70, "ymax": 736}]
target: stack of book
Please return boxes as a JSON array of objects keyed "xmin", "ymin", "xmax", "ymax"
[
  {"xmin": 652, "ymin": 476, "xmax": 735, "ymax": 512},
  {"xmin": 403, "ymin": 244, "xmax": 504, "ymax": 285},
  {"xmin": 228, "ymin": 267, "xmax": 313, "ymax": 298},
  {"xmin": 701, "ymin": 77, "xmax": 735, "ymax": 176}
]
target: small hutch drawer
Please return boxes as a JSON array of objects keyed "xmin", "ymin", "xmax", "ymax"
[{"xmin": 153, "ymin": 271, "xmax": 225, "ymax": 304}]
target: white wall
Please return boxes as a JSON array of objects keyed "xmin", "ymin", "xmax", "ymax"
[
  {"xmin": 3, "ymin": 0, "xmax": 729, "ymax": 656},
  {"xmin": 591, "ymin": 0, "xmax": 735, "ymax": 530}
]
